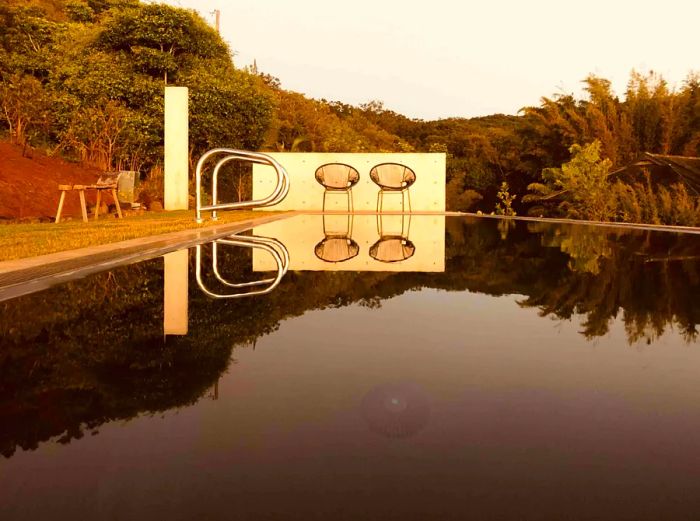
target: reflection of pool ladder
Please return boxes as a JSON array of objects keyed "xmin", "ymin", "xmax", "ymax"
[
  {"xmin": 196, "ymin": 235, "xmax": 290, "ymax": 299},
  {"xmin": 195, "ymin": 149, "xmax": 290, "ymax": 223}
]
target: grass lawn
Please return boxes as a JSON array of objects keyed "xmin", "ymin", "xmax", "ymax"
[{"xmin": 0, "ymin": 210, "xmax": 282, "ymax": 262}]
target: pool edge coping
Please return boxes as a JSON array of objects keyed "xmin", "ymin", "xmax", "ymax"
[
  {"xmin": 3, "ymin": 211, "xmax": 699, "ymax": 275},
  {"xmin": 0, "ymin": 211, "xmax": 299, "ymax": 302},
  {"xmin": 2, "ymin": 210, "xmax": 699, "ymax": 302},
  {"xmin": 454, "ymin": 212, "xmax": 700, "ymax": 234}
]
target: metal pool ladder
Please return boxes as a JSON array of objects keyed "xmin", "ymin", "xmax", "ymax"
[{"xmin": 195, "ymin": 149, "xmax": 290, "ymax": 222}]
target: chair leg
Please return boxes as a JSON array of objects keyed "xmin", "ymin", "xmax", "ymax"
[
  {"xmin": 112, "ymin": 188, "xmax": 123, "ymax": 218},
  {"xmin": 55, "ymin": 191, "xmax": 66, "ymax": 224},
  {"xmin": 376, "ymin": 191, "xmax": 380, "ymax": 213},
  {"xmin": 78, "ymin": 190, "xmax": 88, "ymax": 223},
  {"xmin": 94, "ymin": 190, "xmax": 102, "ymax": 220},
  {"xmin": 322, "ymin": 190, "xmax": 327, "ymax": 212},
  {"xmin": 406, "ymin": 189, "xmax": 412, "ymax": 213},
  {"xmin": 348, "ymin": 190, "xmax": 354, "ymax": 213}
]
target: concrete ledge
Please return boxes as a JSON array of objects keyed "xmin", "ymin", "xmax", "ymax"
[
  {"xmin": 0, "ymin": 212, "xmax": 296, "ymax": 302},
  {"xmin": 457, "ymin": 212, "xmax": 700, "ymax": 235}
]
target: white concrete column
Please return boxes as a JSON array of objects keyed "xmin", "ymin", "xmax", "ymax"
[
  {"xmin": 164, "ymin": 86, "xmax": 189, "ymax": 210},
  {"xmin": 163, "ymin": 249, "xmax": 189, "ymax": 336}
]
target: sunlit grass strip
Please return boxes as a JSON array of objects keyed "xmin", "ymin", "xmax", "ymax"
[{"xmin": 0, "ymin": 210, "xmax": 280, "ymax": 262}]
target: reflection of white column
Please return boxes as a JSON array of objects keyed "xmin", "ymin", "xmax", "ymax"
[
  {"xmin": 164, "ymin": 250, "xmax": 189, "ymax": 336},
  {"xmin": 164, "ymin": 86, "xmax": 189, "ymax": 210}
]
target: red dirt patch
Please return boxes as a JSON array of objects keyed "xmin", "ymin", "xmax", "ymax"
[{"xmin": 0, "ymin": 141, "xmax": 104, "ymax": 220}]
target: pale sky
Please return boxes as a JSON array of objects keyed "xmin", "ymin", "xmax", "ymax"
[{"xmin": 165, "ymin": 0, "xmax": 699, "ymax": 120}]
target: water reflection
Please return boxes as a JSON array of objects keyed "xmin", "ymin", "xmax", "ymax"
[
  {"xmin": 163, "ymin": 249, "xmax": 188, "ymax": 336},
  {"xmin": 370, "ymin": 214, "xmax": 416, "ymax": 263},
  {"xmin": 195, "ymin": 234, "xmax": 289, "ymax": 299},
  {"xmin": 254, "ymin": 214, "xmax": 445, "ymax": 272},
  {"xmin": 313, "ymin": 214, "xmax": 360, "ymax": 263},
  {"xmin": 1, "ymin": 216, "xmax": 699, "ymax": 464},
  {"xmin": 360, "ymin": 382, "xmax": 431, "ymax": 439}
]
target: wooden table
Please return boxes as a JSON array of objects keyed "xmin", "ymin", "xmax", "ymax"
[{"xmin": 55, "ymin": 183, "xmax": 123, "ymax": 223}]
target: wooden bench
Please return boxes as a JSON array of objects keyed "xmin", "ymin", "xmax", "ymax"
[{"xmin": 55, "ymin": 173, "xmax": 124, "ymax": 223}]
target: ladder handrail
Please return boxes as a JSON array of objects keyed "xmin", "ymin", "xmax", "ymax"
[
  {"xmin": 195, "ymin": 149, "xmax": 289, "ymax": 222},
  {"xmin": 195, "ymin": 234, "xmax": 289, "ymax": 299},
  {"xmin": 210, "ymin": 154, "xmax": 289, "ymax": 221},
  {"xmin": 211, "ymin": 235, "xmax": 290, "ymax": 288}
]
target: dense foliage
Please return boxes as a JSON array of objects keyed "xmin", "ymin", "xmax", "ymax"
[
  {"xmin": 0, "ymin": 0, "xmax": 273, "ymax": 172},
  {"xmin": 1, "ymin": 1, "xmax": 699, "ymax": 222},
  {"xmin": 525, "ymin": 141, "xmax": 700, "ymax": 225},
  {"xmin": 245, "ymin": 73, "xmax": 700, "ymax": 221}
]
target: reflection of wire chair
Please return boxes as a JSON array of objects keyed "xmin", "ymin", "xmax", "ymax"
[
  {"xmin": 314, "ymin": 214, "xmax": 359, "ymax": 263},
  {"xmin": 196, "ymin": 234, "xmax": 289, "ymax": 299},
  {"xmin": 315, "ymin": 163, "xmax": 360, "ymax": 212},
  {"xmin": 370, "ymin": 214, "xmax": 415, "ymax": 263},
  {"xmin": 370, "ymin": 163, "xmax": 416, "ymax": 213}
]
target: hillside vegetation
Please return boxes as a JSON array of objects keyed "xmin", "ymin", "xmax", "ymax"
[{"xmin": 1, "ymin": 0, "xmax": 699, "ymax": 223}]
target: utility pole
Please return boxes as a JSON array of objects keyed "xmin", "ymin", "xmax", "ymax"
[{"xmin": 213, "ymin": 9, "xmax": 220, "ymax": 34}]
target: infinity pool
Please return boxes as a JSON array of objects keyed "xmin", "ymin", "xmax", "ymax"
[{"xmin": 2, "ymin": 215, "xmax": 700, "ymax": 520}]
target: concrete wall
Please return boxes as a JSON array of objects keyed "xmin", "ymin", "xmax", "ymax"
[{"xmin": 252, "ymin": 153, "xmax": 445, "ymax": 212}]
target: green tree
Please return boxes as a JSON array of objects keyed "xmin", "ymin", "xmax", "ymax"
[
  {"xmin": 184, "ymin": 63, "xmax": 273, "ymax": 157},
  {"xmin": 97, "ymin": 3, "xmax": 229, "ymax": 83},
  {"xmin": 0, "ymin": 73, "xmax": 51, "ymax": 150},
  {"xmin": 526, "ymin": 141, "xmax": 612, "ymax": 221},
  {"xmin": 0, "ymin": 4, "xmax": 65, "ymax": 77},
  {"xmin": 495, "ymin": 181, "xmax": 517, "ymax": 216}
]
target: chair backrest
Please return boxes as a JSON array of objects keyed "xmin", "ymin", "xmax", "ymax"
[
  {"xmin": 369, "ymin": 163, "xmax": 416, "ymax": 190},
  {"xmin": 315, "ymin": 163, "xmax": 360, "ymax": 189}
]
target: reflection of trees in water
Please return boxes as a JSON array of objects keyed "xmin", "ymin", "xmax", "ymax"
[
  {"xmin": 532, "ymin": 223, "xmax": 613, "ymax": 275},
  {"xmin": 518, "ymin": 222, "xmax": 700, "ymax": 342},
  {"xmin": 1, "ymin": 220, "xmax": 699, "ymax": 457},
  {"xmin": 0, "ymin": 258, "xmax": 232, "ymax": 458}
]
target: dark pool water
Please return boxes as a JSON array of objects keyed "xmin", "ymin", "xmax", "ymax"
[{"xmin": 2, "ymin": 215, "xmax": 700, "ymax": 520}]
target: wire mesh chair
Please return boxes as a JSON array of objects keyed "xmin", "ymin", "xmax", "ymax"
[
  {"xmin": 369, "ymin": 214, "xmax": 415, "ymax": 263},
  {"xmin": 369, "ymin": 163, "xmax": 416, "ymax": 213},
  {"xmin": 314, "ymin": 163, "xmax": 360, "ymax": 212},
  {"xmin": 314, "ymin": 214, "xmax": 359, "ymax": 263}
]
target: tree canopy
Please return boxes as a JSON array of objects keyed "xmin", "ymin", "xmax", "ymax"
[
  {"xmin": 0, "ymin": 0, "xmax": 273, "ymax": 172},
  {"xmin": 0, "ymin": 1, "xmax": 698, "ymax": 223}
]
